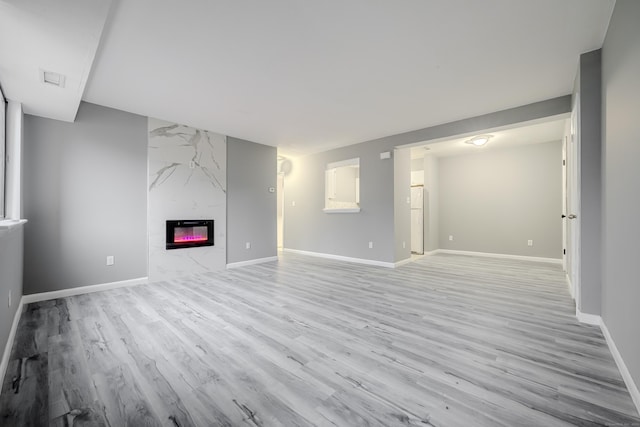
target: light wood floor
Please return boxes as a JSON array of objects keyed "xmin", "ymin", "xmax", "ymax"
[{"xmin": 1, "ymin": 253, "xmax": 639, "ymax": 426}]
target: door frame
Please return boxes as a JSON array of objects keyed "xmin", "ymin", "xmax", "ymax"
[{"xmin": 565, "ymin": 94, "xmax": 581, "ymax": 306}]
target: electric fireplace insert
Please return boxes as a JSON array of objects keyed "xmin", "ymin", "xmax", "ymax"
[{"xmin": 166, "ymin": 220, "xmax": 214, "ymax": 250}]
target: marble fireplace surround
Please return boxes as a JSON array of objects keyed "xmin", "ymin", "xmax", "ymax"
[{"xmin": 148, "ymin": 118, "xmax": 227, "ymax": 281}]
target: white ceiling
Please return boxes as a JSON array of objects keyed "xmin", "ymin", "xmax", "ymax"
[
  {"xmin": 1, "ymin": 0, "xmax": 614, "ymax": 154},
  {"xmin": 0, "ymin": 0, "xmax": 111, "ymax": 121}
]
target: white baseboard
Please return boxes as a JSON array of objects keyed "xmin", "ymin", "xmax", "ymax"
[
  {"xmin": 600, "ymin": 320, "xmax": 640, "ymax": 415},
  {"xmin": 433, "ymin": 249, "xmax": 562, "ymax": 264},
  {"xmin": 574, "ymin": 309, "xmax": 640, "ymax": 414},
  {"xmin": 565, "ymin": 273, "xmax": 575, "ymax": 299},
  {"xmin": 394, "ymin": 257, "xmax": 413, "ymax": 268},
  {"xmin": 21, "ymin": 277, "xmax": 149, "ymax": 304},
  {"xmin": 226, "ymin": 256, "xmax": 278, "ymax": 269},
  {"xmin": 283, "ymin": 248, "xmax": 396, "ymax": 268},
  {"xmin": 575, "ymin": 308, "xmax": 602, "ymax": 326},
  {"xmin": 0, "ymin": 296, "xmax": 25, "ymax": 390}
]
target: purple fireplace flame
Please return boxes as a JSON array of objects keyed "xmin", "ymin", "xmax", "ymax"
[{"xmin": 166, "ymin": 220, "xmax": 214, "ymax": 250}]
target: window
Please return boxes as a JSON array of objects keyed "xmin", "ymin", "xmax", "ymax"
[{"xmin": 324, "ymin": 158, "xmax": 360, "ymax": 213}]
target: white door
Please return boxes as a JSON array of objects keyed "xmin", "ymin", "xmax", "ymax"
[
  {"xmin": 565, "ymin": 95, "xmax": 581, "ymax": 304},
  {"xmin": 562, "ymin": 132, "xmax": 568, "ymax": 272}
]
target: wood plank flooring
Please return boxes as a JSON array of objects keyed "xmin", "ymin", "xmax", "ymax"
[{"xmin": 1, "ymin": 253, "xmax": 639, "ymax": 426}]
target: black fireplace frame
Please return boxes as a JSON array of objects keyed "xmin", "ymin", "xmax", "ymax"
[{"xmin": 166, "ymin": 219, "xmax": 214, "ymax": 250}]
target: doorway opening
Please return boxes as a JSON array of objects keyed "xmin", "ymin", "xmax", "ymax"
[{"xmin": 400, "ymin": 116, "xmax": 571, "ymax": 270}]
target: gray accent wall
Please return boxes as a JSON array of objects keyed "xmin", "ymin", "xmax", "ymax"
[
  {"xmin": 438, "ymin": 141, "xmax": 563, "ymax": 258},
  {"xmin": 601, "ymin": 0, "xmax": 640, "ymax": 398},
  {"xmin": 0, "ymin": 227, "xmax": 23, "ymax": 365},
  {"xmin": 23, "ymin": 102, "xmax": 148, "ymax": 294},
  {"xmin": 227, "ymin": 137, "xmax": 277, "ymax": 264},
  {"xmin": 575, "ymin": 49, "xmax": 603, "ymax": 315}
]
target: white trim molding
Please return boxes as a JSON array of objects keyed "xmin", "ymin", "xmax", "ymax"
[
  {"xmin": 226, "ymin": 256, "xmax": 278, "ymax": 269},
  {"xmin": 432, "ymin": 249, "xmax": 562, "ymax": 264},
  {"xmin": 284, "ymin": 248, "xmax": 396, "ymax": 268},
  {"xmin": 322, "ymin": 208, "xmax": 361, "ymax": 213},
  {"xmin": 394, "ymin": 257, "xmax": 413, "ymax": 268},
  {"xmin": 575, "ymin": 308, "xmax": 602, "ymax": 326},
  {"xmin": 565, "ymin": 273, "xmax": 576, "ymax": 300},
  {"xmin": 0, "ymin": 296, "xmax": 25, "ymax": 389},
  {"xmin": 5, "ymin": 101, "xmax": 23, "ymax": 220},
  {"xmin": 574, "ymin": 310, "xmax": 640, "ymax": 415},
  {"xmin": 21, "ymin": 277, "xmax": 148, "ymax": 304},
  {"xmin": 0, "ymin": 219, "xmax": 27, "ymax": 231},
  {"xmin": 600, "ymin": 320, "xmax": 640, "ymax": 415}
]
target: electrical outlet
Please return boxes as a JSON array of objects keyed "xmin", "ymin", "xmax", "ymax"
[
  {"xmin": 369, "ymin": 241, "xmax": 373, "ymax": 249},
  {"xmin": 402, "ymin": 241, "xmax": 406, "ymax": 249},
  {"xmin": 8, "ymin": 290, "xmax": 11, "ymax": 308},
  {"xmin": 527, "ymin": 240, "xmax": 534, "ymax": 247},
  {"xmin": 449, "ymin": 235, "xmax": 454, "ymax": 241},
  {"xmin": 246, "ymin": 242, "xmax": 251, "ymax": 249},
  {"xmin": 406, "ymin": 197, "xmax": 411, "ymax": 204},
  {"xmin": 106, "ymin": 255, "xmax": 114, "ymax": 266},
  {"xmin": 291, "ymin": 201, "xmax": 296, "ymax": 207}
]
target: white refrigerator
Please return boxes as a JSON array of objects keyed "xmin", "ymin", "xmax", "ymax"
[{"xmin": 411, "ymin": 186, "xmax": 424, "ymax": 254}]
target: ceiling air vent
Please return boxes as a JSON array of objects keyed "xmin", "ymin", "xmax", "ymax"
[{"xmin": 40, "ymin": 70, "xmax": 66, "ymax": 88}]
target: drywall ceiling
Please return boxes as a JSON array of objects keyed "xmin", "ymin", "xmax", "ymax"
[
  {"xmin": 409, "ymin": 118, "xmax": 568, "ymax": 159},
  {"xmin": 1, "ymin": 0, "xmax": 614, "ymax": 154},
  {"xmin": 0, "ymin": 0, "xmax": 111, "ymax": 121}
]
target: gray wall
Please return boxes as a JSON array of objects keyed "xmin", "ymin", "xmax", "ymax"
[
  {"xmin": 23, "ymin": 102, "xmax": 148, "ymax": 294},
  {"xmin": 601, "ymin": 0, "xmax": 640, "ymax": 398},
  {"xmin": 575, "ymin": 49, "xmax": 603, "ymax": 315},
  {"xmin": 0, "ymin": 227, "xmax": 23, "ymax": 364},
  {"xmin": 285, "ymin": 139, "xmax": 395, "ymax": 262},
  {"xmin": 438, "ymin": 141, "xmax": 563, "ymax": 258},
  {"xmin": 394, "ymin": 148, "xmax": 411, "ymax": 262},
  {"xmin": 284, "ymin": 97, "xmax": 571, "ymax": 264},
  {"xmin": 227, "ymin": 137, "xmax": 277, "ymax": 264}
]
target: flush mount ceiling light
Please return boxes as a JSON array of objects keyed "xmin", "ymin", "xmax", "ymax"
[
  {"xmin": 465, "ymin": 135, "xmax": 492, "ymax": 146},
  {"xmin": 40, "ymin": 69, "xmax": 66, "ymax": 88}
]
